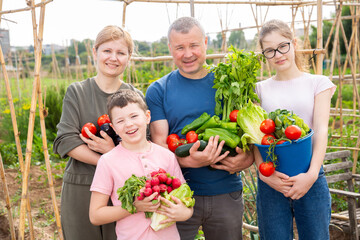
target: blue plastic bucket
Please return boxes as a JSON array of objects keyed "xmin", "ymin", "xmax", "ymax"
[{"xmin": 255, "ymin": 130, "xmax": 314, "ymax": 177}]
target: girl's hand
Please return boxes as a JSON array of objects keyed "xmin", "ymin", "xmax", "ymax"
[
  {"xmin": 80, "ymin": 128, "xmax": 115, "ymax": 154},
  {"xmin": 156, "ymin": 196, "xmax": 193, "ymax": 224},
  {"xmin": 133, "ymin": 192, "xmax": 160, "ymax": 213},
  {"xmin": 283, "ymin": 172, "xmax": 317, "ymax": 200},
  {"xmin": 260, "ymin": 170, "xmax": 292, "ymax": 194}
]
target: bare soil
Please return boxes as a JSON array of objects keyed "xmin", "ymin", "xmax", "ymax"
[{"xmin": 0, "ymin": 166, "xmax": 62, "ymax": 239}]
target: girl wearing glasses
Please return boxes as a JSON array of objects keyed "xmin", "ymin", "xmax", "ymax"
[{"xmin": 254, "ymin": 19, "xmax": 336, "ymax": 240}]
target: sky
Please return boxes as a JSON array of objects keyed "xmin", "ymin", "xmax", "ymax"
[{"xmin": 1, "ymin": 0, "xmax": 335, "ymax": 47}]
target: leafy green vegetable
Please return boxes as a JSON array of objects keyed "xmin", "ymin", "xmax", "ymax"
[
  {"xmin": 150, "ymin": 183, "xmax": 195, "ymax": 231},
  {"xmin": 117, "ymin": 174, "xmax": 146, "ymax": 214},
  {"xmin": 209, "ymin": 46, "xmax": 264, "ymax": 121},
  {"xmin": 268, "ymin": 109, "xmax": 310, "ymax": 139},
  {"xmin": 237, "ymin": 100, "xmax": 267, "ymax": 151}
]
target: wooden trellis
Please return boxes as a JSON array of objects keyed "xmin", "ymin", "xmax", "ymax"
[
  {"xmin": 85, "ymin": 39, "xmax": 95, "ymax": 78},
  {"xmin": 0, "ymin": 0, "xmax": 64, "ymax": 239},
  {"xmin": 0, "ymin": 0, "xmax": 359, "ymax": 239}
]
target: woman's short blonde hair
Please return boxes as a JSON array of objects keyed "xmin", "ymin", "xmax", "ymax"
[{"xmin": 94, "ymin": 25, "xmax": 134, "ymax": 56}]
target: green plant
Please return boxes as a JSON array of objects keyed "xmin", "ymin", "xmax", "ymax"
[
  {"xmin": 44, "ymin": 84, "xmax": 67, "ymax": 141},
  {"xmin": 241, "ymin": 168, "xmax": 259, "ymax": 240}
]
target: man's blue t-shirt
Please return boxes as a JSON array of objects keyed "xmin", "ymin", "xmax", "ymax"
[{"xmin": 146, "ymin": 69, "xmax": 242, "ymax": 196}]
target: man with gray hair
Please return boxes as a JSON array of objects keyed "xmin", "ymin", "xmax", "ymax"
[{"xmin": 146, "ymin": 16, "xmax": 254, "ymax": 240}]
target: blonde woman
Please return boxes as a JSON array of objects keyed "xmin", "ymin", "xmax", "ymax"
[{"xmin": 53, "ymin": 26, "xmax": 143, "ymax": 240}]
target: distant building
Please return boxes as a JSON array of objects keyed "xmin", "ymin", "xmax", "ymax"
[
  {"xmin": 42, "ymin": 44, "xmax": 65, "ymax": 55},
  {"xmin": 0, "ymin": 28, "xmax": 10, "ymax": 56}
]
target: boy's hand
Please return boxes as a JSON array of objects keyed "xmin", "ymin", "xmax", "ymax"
[
  {"xmin": 155, "ymin": 196, "xmax": 193, "ymax": 224},
  {"xmin": 133, "ymin": 192, "xmax": 160, "ymax": 213}
]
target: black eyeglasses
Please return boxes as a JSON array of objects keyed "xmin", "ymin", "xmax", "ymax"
[{"xmin": 262, "ymin": 42, "xmax": 291, "ymax": 59}]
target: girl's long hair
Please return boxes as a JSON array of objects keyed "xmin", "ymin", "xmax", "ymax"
[{"xmin": 259, "ymin": 19, "xmax": 309, "ymax": 72}]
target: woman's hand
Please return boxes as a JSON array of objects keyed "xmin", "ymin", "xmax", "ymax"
[
  {"xmin": 133, "ymin": 192, "xmax": 161, "ymax": 213},
  {"xmin": 155, "ymin": 196, "xmax": 193, "ymax": 224},
  {"xmin": 282, "ymin": 172, "xmax": 317, "ymax": 200},
  {"xmin": 260, "ymin": 170, "xmax": 292, "ymax": 194},
  {"xmin": 80, "ymin": 127, "xmax": 115, "ymax": 154}
]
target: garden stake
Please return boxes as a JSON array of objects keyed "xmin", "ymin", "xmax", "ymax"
[
  {"xmin": 0, "ymin": 153, "xmax": 16, "ymax": 240},
  {"xmin": 0, "ymin": 43, "xmax": 35, "ymax": 240},
  {"xmin": 18, "ymin": 1, "xmax": 62, "ymax": 240}
]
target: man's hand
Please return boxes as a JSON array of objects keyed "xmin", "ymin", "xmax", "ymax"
[
  {"xmin": 209, "ymin": 147, "xmax": 254, "ymax": 173},
  {"xmin": 177, "ymin": 136, "xmax": 229, "ymax": 168}
]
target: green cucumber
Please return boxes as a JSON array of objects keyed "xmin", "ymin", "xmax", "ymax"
[
  {"xmin": 175, "ymin": 140, "xmax": 208, "ymax": 158},
  {"xmin": 175, "ymin": 140, "xmax": 238, "ymax": 158}
]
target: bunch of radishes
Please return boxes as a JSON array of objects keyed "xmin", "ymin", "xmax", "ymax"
[{"xmin": 137, "ymin": 168, "xmax": 182, "ymax": 201}]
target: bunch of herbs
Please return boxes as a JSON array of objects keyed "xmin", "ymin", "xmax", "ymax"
[{"xmin": 209, "ymin": 46, "xmax": 264, "ymax": 121}]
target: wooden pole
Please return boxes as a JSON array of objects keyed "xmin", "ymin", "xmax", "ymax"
[
  {"xmin": 64, "ymin": 45, "xmax": 72, "ymax": 81},
  {"xmin": 0, "ymin": 44, "xmax": 35, "ymax": 240},
  {"xmin": 0, "ymin": 153, "xmax": 16, "ymax": 240},
  {"xmin": 316, "ymin": 0, "xmax": 323, "ymax": 74},
  {"xmin": 18, "ymin": 0, "xmax": 45, "ymax": 238},
  {"xmin": 74, "ymin": 41, "xmax": 83, "ymax": 80},
  {"xmin": 130, "ymin": 49, "xmax": 326, "ymax": 62},
  {"xmin": 122, "ymin": 1, "xmax": 128, "ymax": 28},
  {"xmin": 85, "ymin": 40, "xmax": 94, "ymax": 77},
  {"xmin": 190, "ymin": 0, "xmax": 194, "ymax": 17},
  {"xmin": 37, "ymin": 53, "xmax": 65, "ymax": 240},
  {"xmin": 329, "ymin": 4, "xmax": 342, "ymax": 132}
]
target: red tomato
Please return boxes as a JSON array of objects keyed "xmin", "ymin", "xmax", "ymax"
[
  {"xmin": 186, "ymin": 131, "xmax": 198, "ymax": 143},
  {"xmin": 261, "ymin": 134, "xmax": 275, "ymax": 145},
  {"xmin": 166, "ymin": 134, "xmax": 180, "ymax": 144},
  {"xmin": 229, "ymin": 110, "xmax": 239, "ymax": 122},
  {"xmin": 97, "ymin": 114, "xmax": 111, "ymax": 127},
  {"xmin": 259, "ymin": 161, "xmax": 275, "ymax": 177},
  {"xmin": 260, "ymin": 119, "xmax": 276, "ymax": 134},
  {"xmin": 168, "ymin": 139, "xmax": 180, "ymax": 152},
  {"xmin": 285, "ymin": 125, "xmax": 302, "ymax": 140},
  {"xmin": 276, "ymin": 140, "xmax": 287, "ymax": 145},
  {"xmin": 81, "ymin": 122, "xmax": 97, "ymax": 138},
  {"xmin": 179, "ymin": 139, "xmax": 187, "ymax": 146}
]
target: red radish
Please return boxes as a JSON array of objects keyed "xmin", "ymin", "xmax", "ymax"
[
  {"xmin": 150, "ymin": 171, "xmax": 159, "ymax": 177},
  {"xmin": 172, "ymin": 178, "xmax": 181, "ymax": 189},
  {"xmin": 167, "ymin": 186, "xmax": 173, "ymax": 193},
  {"xmin": 137, "ymin": 192, "xmax": 145, "ymax": 200},
  {"xmin": 145, "ymin": 182, "xmax": 151, "ymax": 189},
  {"xmin": 151, "ymin": 177, "xmax": 160, "ymax": 186},
  {"xmin": 158, "ymin": 173, "xmax": 168, "ymax": 183},
  {"xmin": 158, "ymin": 168, "xmax": 166, "ymax": 174},
  {"xmin": 144, "ymin": 188, "xmax": 152, "ymax": 197},
  {"xmin": 166, "ymin": 177, "xmax": 172, "ymax": 185},
  {"xmin": 152, "ymin": 185, "xmax": 160, "ymax": 193},
  {"xmin": 159, "ymin": 184, "xmax": 167, "ymax": 193}
]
